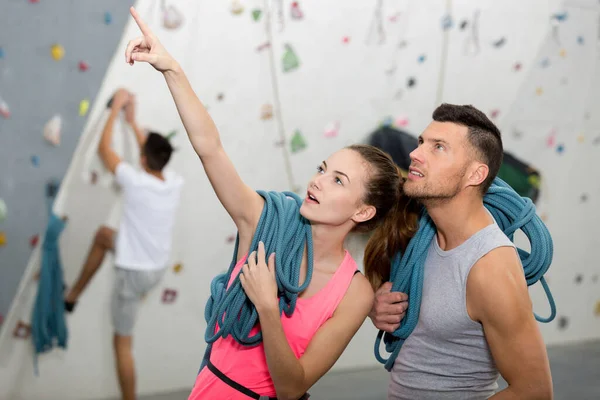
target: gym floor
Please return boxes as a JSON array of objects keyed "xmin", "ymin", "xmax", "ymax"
[{"xmin": 126, "ymin": 340, "xmax": 599, "ymax": 400}]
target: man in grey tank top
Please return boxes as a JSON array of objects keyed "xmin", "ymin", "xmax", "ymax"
[{"xmin": 369, "ymin": 104, "xmax": 553, "ymax": 399}]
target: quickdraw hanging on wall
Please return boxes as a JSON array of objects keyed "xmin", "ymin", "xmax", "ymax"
[
  {"xmin": 365, "ymin": 0, "xmax": 385, "ymax": 45},
  {"xmin": 464, "ymin": 9, "xmax": 480, "ymax": 56}
]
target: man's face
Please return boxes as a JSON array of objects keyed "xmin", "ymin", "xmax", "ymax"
[{"xmin": 404, "ymin": 121, "xmax": 473, "ymax": 201}]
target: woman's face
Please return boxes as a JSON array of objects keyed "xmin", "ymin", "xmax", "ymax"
[{"xmin": 299, "ymin": 149, "xmax": 375, "ymax": 229}]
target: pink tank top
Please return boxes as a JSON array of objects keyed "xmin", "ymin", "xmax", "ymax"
[{"xmin": 188, "ymin": 250, "xmax": 358, "ymax": 399}]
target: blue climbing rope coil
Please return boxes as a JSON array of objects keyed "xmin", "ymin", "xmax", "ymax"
[
  {"xmin": 374, "ymin": 177, "xmax": 556, "ymax": 371},
  {"xmin": 199, "ymin": 190, "xmax": 313, "ymax": 371}
]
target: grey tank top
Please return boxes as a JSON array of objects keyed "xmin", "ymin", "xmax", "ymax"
[{"xmin": 388, "ymin": 221, "xmax": 516, "ymax": 400}]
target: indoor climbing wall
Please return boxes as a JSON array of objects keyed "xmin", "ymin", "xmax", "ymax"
[
  {"xmin": 0, "ymin": 0, "xmax": 135, "ymax": 339},
  {"xmin": 1, "ymin": 0, "xmax": 600, "ymax": 399}
]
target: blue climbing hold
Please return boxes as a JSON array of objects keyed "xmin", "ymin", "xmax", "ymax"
[
  {"xmin": 31, "ymin": 155, "xmax": 40, "ymax": 167},
  {"xmin": 104, "ymin": 11, "xmax": 112, "ymax": 25},
  {"xmin": 374, "ymin": 177, "xmax": 556, "ymax": 371}
]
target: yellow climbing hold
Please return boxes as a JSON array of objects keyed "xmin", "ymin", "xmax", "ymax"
[
  {"xmin": 79, "ymin": 99, "xmax": 89, "ymax": 116},
  {"xmin": 536, "ymin": 87, "xmax": 543, "ymax": 96},
  {"xmin": 50, "ymin": 44, "xmax": 65, "ymax": 61},
  {"xmin": 577, "ymin": 134, "xmax": 585, "ymax": 143},
  {"xmin": 559, "ymin": 48, "xmax": 567, "ymax": 58},
  {"xmin": 595, "ymin": 300, "xmax": 600, "ymax": 317},
  {"xmin": 0, "ymin": 231, "xmax": 6, "ymax": 247},
  {"xmin": 173, "ymin": 263, "xmax": 183, "ymax": 273}
]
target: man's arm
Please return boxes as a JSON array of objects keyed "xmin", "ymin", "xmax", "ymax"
[
  {"xmin": 123, "ymin": 94, "xmax": 146, "ymax": 148},
  {"xmin": 98, "ymin": 106, "xmax": 123, "ymax": 175},
  {"xmin": 467, "ymin": 247, "xmax": 553, "ymax": 400}
]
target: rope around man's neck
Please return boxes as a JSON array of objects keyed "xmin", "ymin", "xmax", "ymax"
[
  {"xmin": 199, "ymin": 191, "xmax": 313, "ymax": 371},
  {"xmin": 375, "ymin": 177, "xmax": 556, "ymax": 371}
]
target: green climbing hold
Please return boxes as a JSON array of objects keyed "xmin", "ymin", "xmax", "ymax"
[
  {"xmin": 282, "ymin": 44, "xmax": 300, "ymax": 73},
  {"xmin": 290, "ymin": 130, "xmax": 307, "ymax": 153},
  {"xmin": 166, "ymin": 130, "xmax": 177, "ymax": 140},
  {"xmin": 252, "ymin": 9, "xmax": 262, "ymax": 21}
]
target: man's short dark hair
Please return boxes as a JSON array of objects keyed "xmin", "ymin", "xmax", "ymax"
[
  {"xmin": 432, "ymin": 103, "xmax": 503, "ymax": 194},
  {"xmin": 143, "ymin": 132, "xmax": 173, "ymax": 171}
]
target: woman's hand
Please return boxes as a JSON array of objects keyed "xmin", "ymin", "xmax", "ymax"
[
  {"xmin": 125, "ymin": 7, "xmax": 176, "ymax": 73},
  {"xmin": 239, "ymin": 242, "xmax": 278, "ymax": 313}
]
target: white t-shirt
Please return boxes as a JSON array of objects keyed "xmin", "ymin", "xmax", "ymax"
[{"xmin": 114, "ymin": 162, "xmax": 184, "ymax": 271}]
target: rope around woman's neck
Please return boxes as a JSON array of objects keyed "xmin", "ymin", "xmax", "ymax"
[
  {"xmin": 374, "ymin": 177, "xmax": 556, "ymax": 371},
  {"xmin": 199, "ymin": 190, "xmax": 313, "ymax": 371}
]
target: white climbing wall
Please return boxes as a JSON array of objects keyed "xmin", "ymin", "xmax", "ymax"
[{"xmin": 1, "ymin": 0, "xmax": 599, "ymax": 399}]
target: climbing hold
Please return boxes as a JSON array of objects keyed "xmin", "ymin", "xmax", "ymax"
[
  {"xmin": 546, "ymin": 130, "xmax": 556, "ymax": 147},
  {"xmin": 79, "ymin": 99, "xmax": 89, "ymax": 116},
  {"xmin": 30, "ymin": 234, "xmax": 39, "ymax": 248},
  {"xmin": 556, "ymin": 144, "xmax": 565, "ymax": 154},
  {"xmin": 226, "ymin": 234, "xmax": 236, "ymax": 244},
  {"xmin": 459, "ymin": 20, "xmax": 468, "ymax": 30},
  {"xmin": 282, "ymin": 44, "xmax": 300, "ymax": 72},
  {"xmin": 595, "ymin": 301, "xmax": 600, "ymax": 317},
  {"xmin": 417, "ymin": 54, "xmax": 426, "ymax": 63},
  {"xmin": 574, "ymin": 274, "xmax": 583, "ymax": 284},
  {"xmin": 388, "ymin": 12, "xmax": 402, "ymax": 23},
  {"xmin": 230, "ymin": 0, "xmax": 244, "ymax": 15},
  {"xmin": 577, "ymin": 134, "xmax": 585, "ymax": 143},
  {"xmin": 407, "ymin": 77, "xmax": 417, "ymax": 88},
  {"xmin": 492, "ymin": 37, "xmax": 506, "ymax": 48},
  {"xmin": 252, "ymin": 9, "xmax": 262, "ymax": 21},
  {"xmin": 163, "ymin": 5, "xmax": 184, "ymax": 30},
  {"xmin": 31, "ymin": 155, "xmax": 40, "ymax": 167},
  {"xmin": 166, "ymin": 130, "xmax": 177, "ymax": 140},
  {"xmin": 551, "ymin": 12, "xmax": 568, "ymax": 22},
  {"xmin": 78, "ymin": 61, "xmax": 89, "ymax": 72},
  {"xmin": 490, "ymin": 110, "xmax": 500, "ymax": 119},
  {"xmin": 43, "ymin": 114, "xmax": 62, "ymax": 146},
  {"xmin": 557, "ymin": 316, "xmax": 568, "ymax": 330},
  {"xmin": 540, "ymin": 58, "xmax": 550, "ymax": 68},
  {"xmin": 559, "ymin": 48, "xmax": 566, "ymax": 58},
  {"xmin": 256, "ymin": 42, "xmax": 271, "ymax": 52},
  {"xmin": 161, "ymin": 288, "xmax": 178, "ymax": 304},
  {"xmin": 90, "ymin": 171, "xmax": 98, "ymax": 185},
  {"xmin": 290, "ymin": 2, "xmax": 304, "ymax": 20},
  {"xmin": 173, "ymin": 263, "xmax": 183, "ymax": 274},
  {"xmin": 290, "ymin": 130, "xmax": 307, "ymax": 154},
  {"xmin": 441, "ymin": 14, "xmax": 453, "ymax": 30},
  {"xmin": 50, "ymin": 44, "xmax": 64, "ymax": 61},
  {"xmin": 577, "ymin": 36, "xmax": 584, "ymax": 45},
  {"xmin": 13, "ymin": 321, "xmax": 31, "ymax": 339},
  {"xmin": 580, "ymin": 193, "xmax": 588, "ymax": 202},
  {"xmin": 46, "ymin": 180, "xmax": 59, "ymax": 198},
  {"xmin": 260, "ymin": 104, "xmax": 273, "ymax": 120},
  {"xmin": 513, "ymin": 62, "xmax": 522, "ymax": 71},
  {"xmin": 324, "ymin": 121, "xmax": 340, "ymax": 138},
  {"xmin": 0, "ymin": 198, "xmax": 6, "ymax": 222},
  {"xmin": 104, "ymin": 11, "xmax": 112, "ymax": 25},
  {"xmin": 381, "ymin": 117, "xmax": 393, "ymax": 127},
  {"xmin": 593, "ymin": 136, "xmax": 600, "ymax": 146},
  {"xmin": 0, "ymin": 47, "xmax": 4, "ymax": 58},
  {"xmin": 342, "ymin": 36, "xmax": 351, "ymax": 44},
  {"xmin": 217, "ymin": 93, "xmax": 225, "ymax": 101},
  {"xmin": 0, "ymin": 232, "xmax": 6, "ymax": 246},
  {"xmin": 536, "ymin": 87, "xmax": 543, "ymax": 96},
  {"xmin": 395, "ymin": 116, "xmax": 409, "ymax": 127}
]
